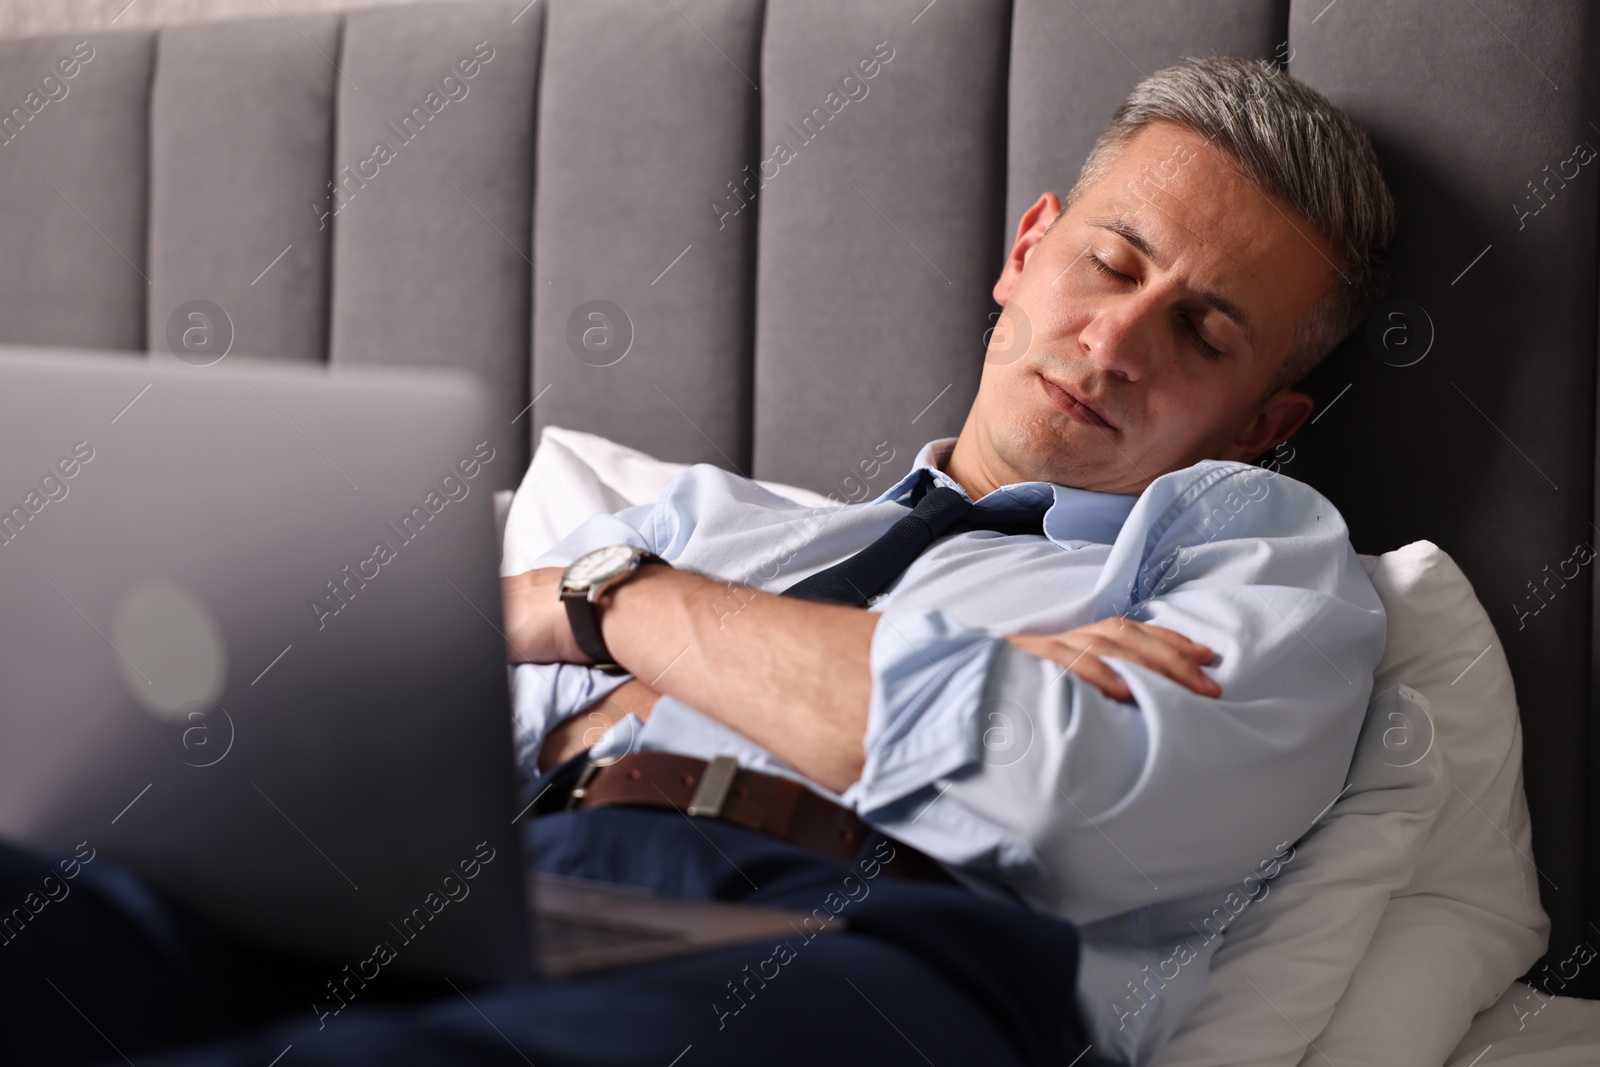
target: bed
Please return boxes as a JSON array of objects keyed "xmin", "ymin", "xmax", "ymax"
[
  {"xmin": 493, "ymin": 425, "xmax": 1600, "ymax": 1062},
  {"xmin": 1, "ymin": 0, "xmax": 1595, "ymax": 1060}
]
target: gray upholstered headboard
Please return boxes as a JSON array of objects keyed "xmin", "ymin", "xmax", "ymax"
[{"xmin": 0, "ymin": 0, "xmax": 1595, "ymax": 994}]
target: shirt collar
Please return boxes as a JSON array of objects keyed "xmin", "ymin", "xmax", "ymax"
[{"xmin": 873, "ymin": 437, "xmax": 1139, "ymax": 547}]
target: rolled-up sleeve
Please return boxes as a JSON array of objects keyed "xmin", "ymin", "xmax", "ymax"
[
  {"xmin": 845, "ymin": 608, "xmax": 998, "ymax": 809},
  {"xmin": 846, "ymin": 467, "xmax": 1387, "ymax": 925}
]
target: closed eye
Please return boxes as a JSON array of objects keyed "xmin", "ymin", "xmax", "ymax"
[
  {"xmin": 1089, "ymin": 256, "xmax": 1128, "ymax": 283},
  {"xmin": 1184, "ymin": 317, "xmax": 1223, "ymax": 359},
  {"xmin": 1091, "ymin": 257, "xmax": 1224, "ymax": 359}
]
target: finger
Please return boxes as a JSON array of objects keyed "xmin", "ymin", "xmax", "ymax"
[
  {"xmin": 1114, "ymin": 618, "xmax": 1215, "ymax": 663},
  {"xmin": 1011, "ymin": 632, "xmax": 1204, "ymax": 702},
  {"xmin": 1120, "ymin": 617, "xmax": 1214, "ymax": 658},
  {"xmin": 1010, "ymin": 632, "xmax": 1097, "ymax": 673},
  {"xmin": 1004, "ymin": 631, "xmax": 1063, "ymax": 658},
  {"xmin": 1112, "ymin": 629, "xmax": 1222, "ymax": 696},
  {"xmin": 1014, "ymin": 625, "xmax": 1220, "ymax": 698},
  {"xmin": 1018, "ymin": 635, "xmax": 1132, "ymax": 700},
  {"xmin": 1062, "ymin": 652, "xmax": 1133, "ymax": 702}
]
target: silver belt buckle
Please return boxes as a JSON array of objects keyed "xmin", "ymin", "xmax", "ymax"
[{"xmin": 686, "ymin": 755, "xmax": 740, "ymax": 818}]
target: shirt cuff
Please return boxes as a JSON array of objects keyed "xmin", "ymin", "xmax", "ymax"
[
  {"xmin": 508, "ymin": 662, "xmax": 634, "ymax": 772},
  {"xmin": 844, "ymin": 607, "xmax": 1000, "ymax": 814}
]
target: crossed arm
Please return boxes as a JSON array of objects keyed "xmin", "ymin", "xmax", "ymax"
[{"xmin": 501, "ymin": 564, "xmax": 1219, "ymax": 792}]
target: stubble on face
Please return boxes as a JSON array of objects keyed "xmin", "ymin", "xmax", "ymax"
[{"xmin": 958, "ymin": 122, "xmax": 1337, "ymax": 496}]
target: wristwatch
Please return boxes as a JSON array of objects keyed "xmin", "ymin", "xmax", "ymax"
[{"xmin": 558, "ymin": 545, "xmax": 665, "ymax": 670}]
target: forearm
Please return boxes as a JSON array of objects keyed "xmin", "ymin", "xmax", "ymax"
[
  {"xmin": 600, "ymin": 566, "xmax": 878, "ymax": 792},
  {"xmin": 857, "ymin": 586, "xmax": 1382, "ymax": 915}
]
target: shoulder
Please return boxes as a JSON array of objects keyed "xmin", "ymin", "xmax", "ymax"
[
  {"xmin": 658, "ymin": 462, "xmax": 825, "ymax": 514},
  {"xmin": 1135, "ymin": 459, "xmax": 1345, "ymax": 547},
  {"xmin": 649, "ymin": 462, "xmax": 831, "ymax": 552},
  {"xmin": 1118, "ymin": 460, "xmax": 1380, "ymax": 616}
]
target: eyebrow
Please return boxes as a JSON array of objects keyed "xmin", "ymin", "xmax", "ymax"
[{"xmin": 1086, "ymin": 214, "xmax": 1258, "ymax": 351}]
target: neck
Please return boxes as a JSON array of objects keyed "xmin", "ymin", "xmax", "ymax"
[{"xmin": 943, "ymin": 422, "xmax": 1012, "ymax": 501}]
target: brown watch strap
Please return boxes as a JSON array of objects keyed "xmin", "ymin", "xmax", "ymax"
[
  {"xmin": 562, "ymin": 594, "xmax": 614, "ymax": 669},
  {"xmin": 559, "ymin": 552, "xmax": 665, "ymax": 671}
]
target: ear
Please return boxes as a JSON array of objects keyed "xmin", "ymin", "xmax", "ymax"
[
  {"xmin": 1217, "ymin": 389, "xmax": 1314, "ymax": 463},
  {"xmin": 994, "ymin": 191, "xmax": 1063, "ymax": 306}
]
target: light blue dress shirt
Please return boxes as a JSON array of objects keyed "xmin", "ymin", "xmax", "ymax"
[{"xmin": 510, "ymin": 437, "xmax": 1385, "ymax": 1064}]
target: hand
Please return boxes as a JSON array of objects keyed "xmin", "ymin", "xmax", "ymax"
[
  {"xmin": 501, "ymin": 567, "xmax": 589, "ymax": 664},
  {"xmin": 537, "ymin": 679, "xmax": 661, "ymax": 771},
  {"xmin": 1005, "ymin": 617, "xmax": 1220, "ymax": 702}
]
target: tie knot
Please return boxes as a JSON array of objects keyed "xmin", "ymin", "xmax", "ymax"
[
  {"xmin": 908, "ymin": 484, "xmax": 973, "ymax": 538},
  {"xmin": 781, "ymin": 473, "xmax": 1048, "ymax": 606},
  {"xmin": 909, "ymin": 476, "xmax": 1049, "ymax": 538}
]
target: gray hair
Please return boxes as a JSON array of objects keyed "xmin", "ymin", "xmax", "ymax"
[{"xmin": 1063, "ymin": 56, "xmax": 1396, "ymax": 393}]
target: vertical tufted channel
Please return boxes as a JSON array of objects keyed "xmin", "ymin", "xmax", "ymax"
[
  {"xmin": 147, "ymin": 13, "xmax": 340, "ymax": 366},
  {"xmin": 0, "ymin": 30, "xmax": 154, "ymax": 351},
  {"xmin": 329, "ymin": 0, "xmax": 544, "ymax": 487},
  {"xmin": 531, "ymin": 0, "xmax": 765, "ymax": 475},
  {"xmin": 752, "ymin": 0, "xmax": 1011, "ymax": 497}
]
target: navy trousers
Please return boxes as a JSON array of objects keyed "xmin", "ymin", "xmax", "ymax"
[{"xmin": 0, "ymin": 808, "xmax": 1087, "ymax": 1066}]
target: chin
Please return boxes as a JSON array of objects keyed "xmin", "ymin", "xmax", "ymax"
[
  {"xmin": 991, "ymin": 417, "xmax": 1090, "ymax": 484},
  {"xmin": 1008, "ymin": 424, "xmax": 1172, "ymax": 495}
]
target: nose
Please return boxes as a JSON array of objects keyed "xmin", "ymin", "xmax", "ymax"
[{"xmin": 1075, "ymin": 294, "xmax": 1159, "ymax": 382}]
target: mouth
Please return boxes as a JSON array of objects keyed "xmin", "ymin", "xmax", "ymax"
[{"xmin": 1039, "ymin": 374, "xmax": 1117, "ymax": 431}]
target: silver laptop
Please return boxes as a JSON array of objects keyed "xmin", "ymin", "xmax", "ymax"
[{"xmin": 0, "ymin": 347, "xmax": 822, "ymax": 984}]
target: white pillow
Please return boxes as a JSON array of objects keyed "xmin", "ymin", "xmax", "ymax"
[
  {"xmin": 500, "ymin": 426, "xmax": 836, "ymax": 575},
  {"xmin": 1150, "ymin": 683, "xmax": 1450, "ymax": 1067},
  {"xmin": 1158, "ymin": 541, "xmax": 1550, "ymax": 1067},
  {"xmin": 1445, "ymin": 981, "xmax": 1600, "ymax": 1065},
  {"xmin": 1299, "ymin": 542, "xmax": 1549, "ymax": 1065}
]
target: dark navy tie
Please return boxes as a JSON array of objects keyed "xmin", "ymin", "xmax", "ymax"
[{"xmin": 781, "ymin": 475, "xmax": 1050, "ymax": 607}]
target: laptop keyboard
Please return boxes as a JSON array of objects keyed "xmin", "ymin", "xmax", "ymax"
[{"xmin": 536, "ymin": 911, "xmax": 689, "ymax": 956}]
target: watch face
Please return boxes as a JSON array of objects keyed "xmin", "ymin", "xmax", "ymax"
[{"xmin": 564, "ymin": 544, "xmax": 639, "ymax": 588}]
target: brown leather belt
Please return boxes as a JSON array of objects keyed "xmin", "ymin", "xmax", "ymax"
[{"xmin": 563, "ymin": 752, "xmax": 956, "ymax": 884}]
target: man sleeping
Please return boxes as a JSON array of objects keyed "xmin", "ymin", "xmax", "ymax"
[
  {"xmin": 0, "ymin": 55, "xmax": 1394, "ymax": 1067},
  {"xmin": 499, "ymin": 54, "xmax": 1394, "ymax": 1064}
]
